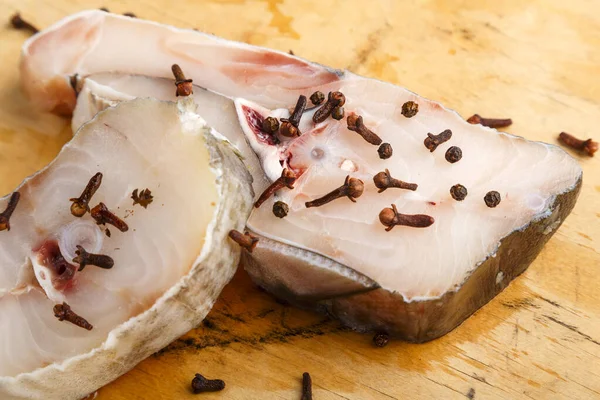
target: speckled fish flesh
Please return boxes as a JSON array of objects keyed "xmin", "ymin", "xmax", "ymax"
[
  {"xmin": 0, "ymin": 97, "xmax": 253, "ymax": 399},
  {"xmin": 20, "ymin": 11, "xmax": 582, "ymax": 343}
]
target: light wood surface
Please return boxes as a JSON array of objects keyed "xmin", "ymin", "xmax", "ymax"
[{"xmin": 1, "ymin": 1, "xmax": 599, "ymax": 399}]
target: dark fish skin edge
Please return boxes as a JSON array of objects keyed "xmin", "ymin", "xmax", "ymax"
[{"xmin": 243, "ymin": 177, "xmax": 582, "ymax": 342}]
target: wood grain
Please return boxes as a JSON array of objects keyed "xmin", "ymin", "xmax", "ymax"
[{"xmin": 1, "ymin": 0, "xmax": 599, "ymax": 399}]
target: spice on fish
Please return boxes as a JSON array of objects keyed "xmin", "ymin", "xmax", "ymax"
[
  {"xmin": 123, "ymin": 12, "xmax": 137, "ymax": 18},
  {"xmin": 401, "ymin": 101, "xmax": 419, "ymax": 118},
  {"xmin": 309, "ymin": 91, "xmax": 325, "ymax": 106},
  {"xmin": 558, "ymin": 132, "xmax": 598, "ymax": 157},
  {"xmin": 445, "ymin": 146, "xmax": 462, "ymax": 163},
  {"xmin": 191, "ymin": 373, "xmax": 225, "ymax": 394},
  {"xmin": 272, "ymin": 201, "xmax": 289, "ymax": 218},
  {"xmin": 228, "ymin": 230, "xmax": 258, "ymax": 253},
  {"xmin": 70, "ymin": 173, "xmax": 103, "ymax": 217},
  {"xmin": 9, "ymin": 13, "xmax": 39, "ymax": 34},
  {"xmin": 91, "ymin": 203, "xmax": 129, "ymax": 232},
  {"xmin": 73, "ymin": 245, "xmax": 114, "ymax": 271},
  {"xmin": 279, "ymin": 121, "xmax": 299, "ymax": 137},
  {"xmin": 467, "ymin": 114, "xmax": 512, "ymax": 129},
  {"xmin": 373, "ymin": 332, "xmax": 390, "ymax": 348},
  {"xmin": 331, "ymin": 106, "xmax": 345, "ymax": 120},
  {"xmin": 105, "ymin": 228, "xmax": 111, "ymax": 237},
  {"xmin": 377, "ymin": 143, "xmax": 393, "ymax": 159},
  {"xmin": 379, "ymin": 204, "xmax": 434, "ymax": 231},
  {"xmin": 171, "ymin": 64, "xmax": 193, "ymax": 97},
  {"xmin": 305, "ymin": 176, "xmax": 364, "ymax": 208},
  {"xmin": 347, "ymin": 114, "xmax": 383, "ymax": 145},
  {"xmin": 450, "ymin": 184, "xmax": 468, "ymax": 201},
  {"xmin": 131, "ymin": 188, "xmax": 154, "ymax": 208},
  {"xmin": 424, "ymin": 129, "xmax": 452, "ymax": 152},
  {"xmin": 254, "ymin": 168, "xmax": 297, "ymax": 208},
  {"xmin": 262, "ymin": 117, "xmax": 280, "ymax": 134},
  {"xmin": 0, "ymin": 192, "xmax": 20, "ymax": 232},
  {"xmin": 287, "ymin": 95, "xmax": 307, "ymax": 127},
  {"xmin": 373, "ymin": 169, "xmax": 417, "ymax": 193},
  {"xmin": 301, "ymin": 372, "xmax": 313, "ymax": 400},
  {"xmin": 484, "ymin": 191, "xmax": 501, "ymax": 208},
  {"xmin": 53, "ymin": 302, "xmax": 93, "ymax": 331},
  {"xmin": 313, "ymin": 91, "xmax": 345, "ymax": 123}
]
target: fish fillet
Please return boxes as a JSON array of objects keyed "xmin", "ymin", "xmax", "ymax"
[
  {"xmin": 0, "ymin": 98, "xmax": 253, "ymax": 399},
  {"xmin": 19, "ymin": 11, "xmax": 582, "ymax": 342}
]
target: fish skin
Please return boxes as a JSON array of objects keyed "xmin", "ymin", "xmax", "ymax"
[
  {"xmin": 0, "ymin": 99, "xmax": 254, "ymax": 399},
  {"xmin": 18, "ymin": 11, "xmax": 583, "ymax": 343},
  {"xmin": 245, "ymin": 176, "xmax": 581, "ymax": 341}
]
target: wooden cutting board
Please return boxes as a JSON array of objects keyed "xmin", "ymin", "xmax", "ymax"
[{"xmin": 1, "ymin": 1, "xmax": 599, "ymax": 399}]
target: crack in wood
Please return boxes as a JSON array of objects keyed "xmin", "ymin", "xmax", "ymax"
[{"xmin": 545, "ymin": 315, "xmax": 600, "ymax": 346}]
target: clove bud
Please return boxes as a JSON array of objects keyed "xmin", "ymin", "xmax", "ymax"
[
  {"xmin": 373, "ymin": 170, "xmax": 417, "ymax": 193},
  {"xmin": 379, "ymin": 204, "xmax": 434, "ymax": 231},
  {"xmin": 313, "ymin": 92, "xmax": 345, "ymax": 123},
  {"xmin": 191, "ymin": 373, "xmax": 225, "ymax": 394},
  {"xmin": 347, "ymin": 114, "xmax": 382, "ymax": 145},
  {"xmin": 305, "ymin": 176, "xmax": 364, "ymax": 208}
]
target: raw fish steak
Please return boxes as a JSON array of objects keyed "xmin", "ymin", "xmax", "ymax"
[
  {"xmin": 0, "ymin": 98, "xmax": 253, "ymax": 399},
  {"xmin": 20, "ymin": 11, "xmax": 582, "ymax": 342}
]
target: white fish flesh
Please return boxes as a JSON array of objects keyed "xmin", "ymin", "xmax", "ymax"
[
  {"xmin": 0, "ymin": 97, "xmax": 253, "ymax": 399},
  {"xmin": 19, "ymin": 11, "xmax": 582, "ymax": 342}
]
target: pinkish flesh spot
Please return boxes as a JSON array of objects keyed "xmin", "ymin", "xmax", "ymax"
[
  {"xmin": 242, "ymin": 105, "xmax": 278, "ymax": 145},
  {"xmin": 36, "ymin": 240, "xmax": 77, "ymax": 291}
]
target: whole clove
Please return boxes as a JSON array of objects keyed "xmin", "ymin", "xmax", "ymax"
[
  {"xmin": 272, "ymin": 201, "xmax": 289, "ymax": 218},
  {"xmin": 171, "ymin": 64, "xmax": 193, "ymax": 97},
  {"xmin": 73, "ymin": 245, "xmax": 114, "ymax": 271},
  {"xmin": 191, "ymin": 373, "xmax": 225, "ymax": 394},
  {"xmin": 228, "ymin": 230, "xmax": 258, "ymax": 252},
  {"xmin": 450, "ymin": 184, "xmax": 468, "ymax": 201},
  {"xmin": 279, "ymin": 121, "xmax": 299, "ymax": 137},
  {"xmin": 287, "ymin": 95, "xmax": 307, "ymax": 127},
  {"xmin": 255, "ymin": 169, "xmax": 297, "ymax": 208},
  {"xmin": 53, "ymin": 302, "xmax": 93, "ymax": 330},
  {"xmin": 558, "ymin": 132, "xmax": 598, "ymax": 157},
  {"xmin": 313, "ymin": 92, "xmax": 345, "ymax": 123},
  {"xmin": 467, "ymin": 114, "xmax": 512, "ymax": 129},
  {"xmin": 401, "ymin": 101, "xmax": 419, "ymax": 118},
  {"xmin": 373, "ymin": 169, "xmax": 417, "ymax": 193},
  {"xmin": 131, "ymin": 188, "xmax": 154, "ymax": 208},
  {"xmin": 373, "ymin": 332, "xmax": 390, "ymax": 348},
  {"xmin": 9, "ymin": 13, "xmax": 39, "ymax": 34},
  {"xmin": 305, "ymin": 176, "xmax": 364, "ymax": 208},
  {"xmin": 331, "ymin": 106, "xmax": 345, "ymax": 120},
  {"xmin": 379, "ymin": 204, "xmax": 434, "ymax": 231},
  {"xmin": 445, "ymin": 146, "xmax": 462, "ymax": 163},
  {"xmin": 301, "ymin": 372, "xmax": 312, "ymax": 400},
  {"xmin": 309, "ymin": 91, "xmax": 325, "ymax": 106},
  {"xmin": 424, "ymin": 129, "xmax": 452, "ymax": 152},
  {"xmin": 70, "ymin": 172, "xmax": 103, "ymax": 217},
  {"xmin": 347, "ymin": 114, "xmax": 382, "ymax": 145},
  {"xmin": 91, "ymin": 203, "xmax": 129, "ymax": 232},
  {"xmin": 0, "ymin": 192, "xmax": 20, "ymax": 232},
  {"xmin": 484, "ymin": 191, "xmax": 501, "ymax": 208},
  {"xmin": 377, "ymin": 143, "xmax": 393, "ymax": 159},
  {"xmin": 262, "ymin": 117, "xmax": 280, "ymax": 134}
]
